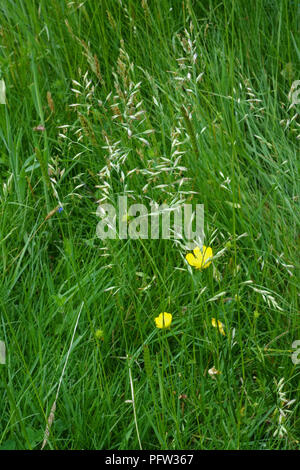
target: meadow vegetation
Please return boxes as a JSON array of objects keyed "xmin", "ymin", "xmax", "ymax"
[{"xmin": 0, "ymin": 0, "xmax": 299, "ymax": 450}]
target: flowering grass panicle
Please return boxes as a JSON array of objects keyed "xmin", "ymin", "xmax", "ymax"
[{"xmin": 211, "ymin": 318, "xmax": 226, "ymax": 336}]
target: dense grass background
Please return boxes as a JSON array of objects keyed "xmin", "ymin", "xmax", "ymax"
[{"xmin": 0, "ymin": 0, "xmax": 299, "ymax": 450}]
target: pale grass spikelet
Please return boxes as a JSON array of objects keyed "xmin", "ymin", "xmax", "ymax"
[
  {"xmin": 275, "ymin": 252, "xmax": 294, "ymax": 277},
  {"xmin": 127, "ymin": 356, "xmax": 142, "ymax": 450},
  {"xmin": 47, "ymin": 91, "xmax": 55, "ymax": 113},
  {"xmin": 2, "ymin": 173, "xmax": 13, "ymax": 198},
  {"xmin": 288, "ymin": 80, "xmax": 300, "ymax": 110}
]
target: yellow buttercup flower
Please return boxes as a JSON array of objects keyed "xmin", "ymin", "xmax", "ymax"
[
  {"xmin": 155, "ymin": 312, "xmax": 172, "ymax": 329},
  {"xmin": 211, "ymin": 317, "xmax": 226, "ymax": 336},
  {"xmin": 186, "ymin": 246, "xmax": 213, "ymax": 270},
  {"xmin": 95, "ymin": 329, "xmax": 104, "ymax": 341}
]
